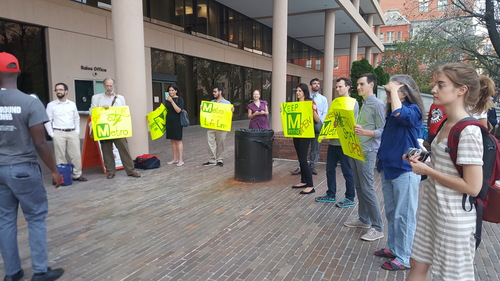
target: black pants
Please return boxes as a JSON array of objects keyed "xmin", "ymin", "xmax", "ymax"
[{"xmin": 293, "ymin": 138, "xmax": 313, "ymax": 187}]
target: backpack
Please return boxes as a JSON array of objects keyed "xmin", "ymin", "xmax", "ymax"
[
  {"xmin": 445, "ymin": 117, "xmax": 500, "ymax": 248},
  {"xmin": 133, "ymin": 154, "xmax": 161, "ymax": 169}
]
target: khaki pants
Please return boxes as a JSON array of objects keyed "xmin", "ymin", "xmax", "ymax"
[
  {"xmin": 207, "ymin": 129, "xmax": 227, "ymax": 163},
  {"xmin": 53, "ymin": 130, "xmax": 82, "ymax": 178},
  {"xmin": 100, "ymin": 138, "xmax": 135, "ymax": 175}
]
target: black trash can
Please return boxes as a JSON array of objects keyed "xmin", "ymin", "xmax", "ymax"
[{"xmin": 234, "ymin": 129, "xmax": 274, "ymax": 182}]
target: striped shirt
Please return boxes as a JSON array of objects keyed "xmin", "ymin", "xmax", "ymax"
[{"xmin": 411, "ymin": 125, "xmax": 483, "ymax": 281}]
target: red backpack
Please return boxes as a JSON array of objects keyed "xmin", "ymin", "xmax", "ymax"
[{"xmin": 446, "ymin": 117, "xmax": 500, "ymax": 248}]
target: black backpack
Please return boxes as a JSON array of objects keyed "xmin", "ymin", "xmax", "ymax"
[{"xmin": 133, "ymin": 154, "xmax": 161, "ymax": 169}]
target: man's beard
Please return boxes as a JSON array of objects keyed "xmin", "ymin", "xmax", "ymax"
[
  {"xmin": 56, "ymin": 93, "xmax": 65, "ymax": 99},
  {"xmin": 106, "ymin": 90, "xmax": 115, "ymax": 95}
]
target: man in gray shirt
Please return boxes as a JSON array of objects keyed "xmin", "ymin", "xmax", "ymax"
[
  {"xmin": 343, "ymin": 73, "xmax": 386, "ymax": 242},
  {"xmin": 0, "ymin": 52, "xmax": 64, "ymax": 281}
]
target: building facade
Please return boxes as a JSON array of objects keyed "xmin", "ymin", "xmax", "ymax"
[{"xmin": 1, "ymin": 0, "xmax": 384, "ymax": 155}]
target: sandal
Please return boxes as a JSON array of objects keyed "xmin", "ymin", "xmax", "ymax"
[
  {"xmin": 381, "ymin": 260, "xmax": 410, "ymax": 271},
  {"xmin": 374, "ymin": 248, "xmax": 396, "ymax": 259}
]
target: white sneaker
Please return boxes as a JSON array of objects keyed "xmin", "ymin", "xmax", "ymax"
[
  {"xmin": 360, "ymin": 228, "xmax": 384, "ymax": 241},
  {"xmin": 343, "ymin": 219, "xmax": 371, "ymax": 229}
]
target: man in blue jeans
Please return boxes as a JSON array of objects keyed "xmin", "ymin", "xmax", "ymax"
[
  {"xmin": 315, "ymin": 78, "xmax": 359, "ymax": 208},
  {"xmin": 0, "ymin": 52, "xmax": 64, "ymax": 281},
  {"xmin": 343, "ymin": 73, "xmax": 386, "ymax": 242}
]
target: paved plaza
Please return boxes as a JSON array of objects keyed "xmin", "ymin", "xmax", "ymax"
[{"xmin": 2, "ymin": 120, "xmax": 500, "ymax": 281}]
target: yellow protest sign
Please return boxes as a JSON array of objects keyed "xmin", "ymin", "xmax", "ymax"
[
  {"xmin": 280, "ymin": 101, "xmax": 315, "ymax": 138},
  {"xmin": 91, "ymin": 106, "xmax": 133, "ymax": 141},
  {"xmin": 200, "ymin": 101, "xmax": 233, "ymax": 131},
  {"xmin": 147, "ymin": 103, "xmax": 167, "ymax": 140},
  {"xmin": 334, "ymin": 108, "xmax": 365, "ymax": 162},
  {"xmin": 317, "ymin": 97, "xmax": 357, "ymax": 142}
]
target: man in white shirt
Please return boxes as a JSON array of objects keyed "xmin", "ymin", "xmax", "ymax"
[
  {"xmin": 45, "ymin": 83, "xmax": 87, "ymax": 181},
  {"xmin": 90, "ymin": 78, "xmax": 140, "ymax": 179}
]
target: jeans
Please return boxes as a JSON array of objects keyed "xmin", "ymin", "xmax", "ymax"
[
  {"xmin": 326, "ymin": 145, "xmax": 355, "ymax": 200},
  {"xmin": 381, "ymin": 171, "xmax": 420, "ymax": 268},
  {"xmin": 309, "ymin": 133, "xmax": 321, "ymax": 169},
  {"xmin": 351, "ymin": 150, "xmax": 383, "ymax": 232},
  {"xmin": 293, "ymin": 138, "xmax": 313, "ymax": 187},
  {"xmin": 0, "ymin": 163, "xmax": 48, "ymax": 275}
]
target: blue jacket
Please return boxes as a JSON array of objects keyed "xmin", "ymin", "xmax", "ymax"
[{"xmin": 377, "ymin": 101, "xmax": 422, "ymax": 180}]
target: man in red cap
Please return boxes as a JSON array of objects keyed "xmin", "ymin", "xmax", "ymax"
[{"xmin": 0, "ymin": 52, "xmax": 64, "ymax": 281}]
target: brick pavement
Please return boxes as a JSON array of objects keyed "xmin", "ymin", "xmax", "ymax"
[{"xmin": 2, "ymin": 120, "xmax": 500, "ymax": 281}]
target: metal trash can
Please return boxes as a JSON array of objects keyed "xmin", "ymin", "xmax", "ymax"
[{"xmin": 234, "ymin": 129, "xmax": 274, "ymax": 182}]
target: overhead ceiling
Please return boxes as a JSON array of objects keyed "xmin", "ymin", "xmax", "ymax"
[{"xmin": 216, "ymin": 0, "xmax": 385, "ymax": 56}]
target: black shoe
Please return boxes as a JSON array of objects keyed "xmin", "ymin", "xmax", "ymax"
[
  {"xmin": 4, "ymin": 269, "xmax": 23, "ymax": 281},
  {"xmin": 73, "ymin": 176, "xmax": 88, "ymax": 181},
  {"xmin": 216, "ymin": 161, "xmax": 224, "ymax": 167},
  {"xmin": 311, "ymin": 168, "xmax": 318, "ymax": 175},
  {"xmin": 31, "ymin": 268, "xmax": 64, "ymax": 281},
  {"xmin": 300, "ymin": 188, "xmax": 315, "ymax": 195},
  {"xmin": 291, "ymin": 184, "xmax": 307, "ymax": 189},
  {"xmin": 290, "ymin": 168, "xmax": 300, "ymax": 175},
  {"xmin": 202, "ymin": 161, "xmax": 216, "ymax": 166}
]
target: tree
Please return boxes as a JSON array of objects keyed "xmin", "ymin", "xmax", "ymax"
[
  {"xmin": 350, "ymin": 58, "xmax": 390, "ymax": 105},
  {"xmin": 399, "ymin": 0, "xmax": 500, "ymax": 83}
]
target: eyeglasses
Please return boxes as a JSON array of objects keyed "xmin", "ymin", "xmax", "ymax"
[
  {"xmin": 54, "ymin": 89, "xmax": 65, "ymax": 92},
  {"xmin": 213, "ymin": 90, "xmax": 219, "ymax": 93}
]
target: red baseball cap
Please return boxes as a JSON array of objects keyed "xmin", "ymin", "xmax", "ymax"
[{"xmin": 0, "ymin": 52, "xmax": 21, "ymax": 72}]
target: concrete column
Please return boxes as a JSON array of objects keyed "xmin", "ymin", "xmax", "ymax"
[
  {"xmin": 365, "ymin": 46, "xmax": 373, "ymax": 65},
  {"xmin": 111, "ymin": 0, "xmax": 149, "ymax": 157},
  {"xmin": 374, "ymin": 25, "xmax": 381, "ymax": 40},
  {"xmin": 367, "ymin": 14, "xmax": 374, "ymax": 29},
  {"xmin": 352, "ymin": 0, "xmax": 360, "ymax": 11},
  {"xmin": 323, "ymin": 9, "xmax": 336, "ymax": 103},
  {"xmin": 373, "ymin": 53, "xmax": 380, "ymax": 67},
  {"xmin": 271, "ymin": 0, "xmax": 287, "ymax": 132},
  {"xmin": 349, "ymin": 33, "xmax": 359, "ymax": 74}
]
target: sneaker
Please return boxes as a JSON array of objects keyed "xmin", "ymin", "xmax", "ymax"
[
  {"xmin": 361, "ymin": 228, "xmax": 384, "ymax": 241},
  {"xmin": 290, "ymin": 168, "xmax": 301, "ymax": 175},
  {"xmin": 315, "ymin": 194, "xmax": 336, "ymax": 203},
  {"xmin": 216, "ymin": 161, "xmax": 224, "ymax": 167},
  {"xmin": 344, "ymin": 219, "xmax": 371, "ymax": 229},
  {"xmin": 202, "ymin": 162, "xmax": 216, "ymax": 166},
  {"xmin": 336, "ymin": 198, "xmax": 356, "ymax": 208}
]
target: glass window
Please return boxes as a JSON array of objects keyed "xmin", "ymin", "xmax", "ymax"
[
  {"xmin": 193, "ymin": 0, "xmax": 208, "ymax": 34},
  {"xmin": 397, "ymin": 31, "xmax": 402, "ymax": 41},
  {"xmin": 253, "ymin": 22, "xmax": 262, "ymax": 51},
  {"xmin": 242, "ymin": 16, "xmax": 253, "ymax": 50},
  {"xmin": 228, "ymin": 10, "xmax": 241, "ymax": 47},
  {"xmin": 262, "ymin": 25, "xmax": 272, "ymax": 55},
  {"xmin": 315, "ymin": 59, "xmax": 321, "ymax": 71},
  {"xmin": 334, "ymin": 58, "xmax": 339, "ymax": 69},
  {"xmin": 386, "ymin": 32, "xmax": 394, "ymax": 43},
  {"xmin": 150, "ymin": 0, "xmax": 179, "ymax": 26},
  {"xmin": 379, "ymin": 33, "xmax": 384, "ymax": 41},
  {"xmin": 438, "ymin": 0, "xmax": 447, "ymax": 10},
  {"xmin": 0, "ymin": 20, "xmax": 49, "ymax": 105},
  {"xmin": 418, "ymin": 0, "xmax": 429, "ymax": 12},
  {"xmin": 306, "ymin": 60, "xmax": 312, "ymax": 68}
]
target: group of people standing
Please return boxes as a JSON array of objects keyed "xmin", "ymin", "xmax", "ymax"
[
  {"xmin": 286, "ymin": 63, "xmax": 496, "ymax": 280},
  {"xmin": 0, "ymin": 47, "xmax": 496, "ymax": 281}
]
